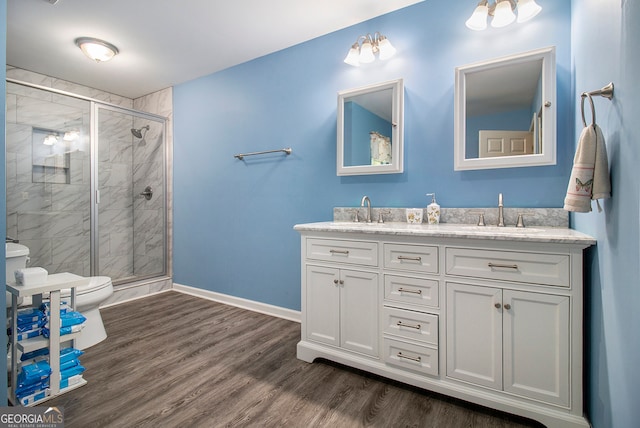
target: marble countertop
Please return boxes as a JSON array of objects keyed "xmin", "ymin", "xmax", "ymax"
[{"xmin": 294, "ymin": 221, "xmax": 596, "ymax": 246}]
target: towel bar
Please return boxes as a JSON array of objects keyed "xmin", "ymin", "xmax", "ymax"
[{"xmin": 234, "ymin": 148, "xmax": 292, "ymax": 160}]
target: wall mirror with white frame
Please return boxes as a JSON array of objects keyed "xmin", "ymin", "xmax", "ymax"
[
  {"xmin": 454, "ymin": 47, "xmax": 556, "ymax": 171},
  {"xmin": 337, "ymin": 79, "xmax": 404, "ymax": 176}
]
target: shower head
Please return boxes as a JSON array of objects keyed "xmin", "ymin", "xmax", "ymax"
[{"xmin": 131, "ymin": 125, "xmax": 150, "ymax": 139}]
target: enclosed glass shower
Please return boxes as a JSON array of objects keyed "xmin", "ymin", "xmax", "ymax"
[{"xmin": 6, "ymin": 80, "xmax": 168, "ymax": 285}]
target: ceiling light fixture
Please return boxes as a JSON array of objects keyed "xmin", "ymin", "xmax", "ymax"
[
  {"xmin": 75, "ymin": 37, "xmax": 119, "ymax": 62},
  {"xmin": 344, "ymin": 32, "xmax": 396, "ymax": 67},
  {"xmin": 465, "ymin": 0, "xmax": 542, "ymax": 31}
]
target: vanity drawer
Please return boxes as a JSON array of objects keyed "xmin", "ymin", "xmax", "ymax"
[
  {"xmin": 306, "ymin": 238, "xmax": 378, "ymax": 267},
  {"xmin": 383, "ymin": 306, "xmax": 438, "ymax": 345},
  {"xmin": 384, "ymin": 275, "xmax": 439, "ymax": 308},
  {"xmin": 383, "ymin": 244, "xmax": 439, "ymax": 274},
  {"xmin": 445, "ymin": 247, "xmax": 570, "ymax": 287},
  {"xmin": 383, "ymin": 337, "xmax": 438, "ymax": 377}
]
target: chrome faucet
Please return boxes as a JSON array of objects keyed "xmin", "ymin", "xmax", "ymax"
[
  {"xmin": 497, "ymin": 193, "xmax": 505, "ymax": 227},
  {"xmin": 361, "ymin": 195, "xmax": 372, "ymax": 223}
]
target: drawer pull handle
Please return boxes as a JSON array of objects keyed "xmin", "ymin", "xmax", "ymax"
[
  {"xmin": 397, "ymin": 321, "xmax": 421, "ymax": 330},
  {"xmin": 330, "ymin": 249, "xmax": 349, "ymax": 255},
  {"xmin": 488, "ymin": 262, "xmax": 519, "ymax": 270},
  {"xmin": 398, "ymin": 287, "xmax": 422, "ymax": 295},
  {"xmin": 397, "ymin": 255, "xmax": 422, "ymax": 262},
  {"xmin": 397, "ymin": 352, "xmax": 421, "ymax": 363}
]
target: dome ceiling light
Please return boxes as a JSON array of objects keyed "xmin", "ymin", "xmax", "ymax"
[{"xmin": 75, "ymin": 37, "xmax": 119, "ymax": 62}]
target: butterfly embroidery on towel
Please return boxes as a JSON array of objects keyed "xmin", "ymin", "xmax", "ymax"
[{"xmin": 575, "ymin": 178, "xmax": 593, "ymax": 193}]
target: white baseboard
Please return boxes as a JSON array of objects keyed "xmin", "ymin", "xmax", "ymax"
[{"xmin": 172, "ymin": 283, "xmax": 301, "ymax": 323}]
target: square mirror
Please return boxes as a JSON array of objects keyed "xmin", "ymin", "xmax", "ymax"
[
  {"xmin": 337, "ymin": 79, "xmax": 404, "ymax": 176},
  {"xmin": 454, "ymin": 47, "xmax": 556, "ymax": 171}
]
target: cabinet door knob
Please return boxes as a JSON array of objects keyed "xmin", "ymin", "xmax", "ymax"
[
  {"xmin": 333, "ymin": 279, "xmax": 339, "ymax": 284},
  {"xmin": 339, "ymin": 280, "xmax": 344, "ymax": 285},
  {"xmin": 504, "ymin": 303, "xmax": 512, "ymax": 310},
  {"xmin": 494, "ymin": 303, "xmax": 502, "ymax": 309}
]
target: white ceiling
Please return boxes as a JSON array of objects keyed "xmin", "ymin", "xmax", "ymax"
[{"xmin": 7, "ymin": 0, "xmax": 423, "ymax": 99}]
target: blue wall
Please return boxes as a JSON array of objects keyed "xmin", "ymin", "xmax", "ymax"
[
  {"xmin": 0, "ymin": 0, "xmax": 7, "ymax": 406},
  {"xmin": 571, "ymin": 1, "xmax": 640, "ymax": 427},
  {"xmin": 173, "ymin": 0, "xmax": 572, "ymax": 311}
]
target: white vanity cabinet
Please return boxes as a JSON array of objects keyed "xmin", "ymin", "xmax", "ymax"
[
  {"xmin": 306, "ymin": 265, "xmax": 378, "ymax": 357},
  {"xmin": 446, "ymin": 283, "xmax": 570, "ymax": 406},
  {"xmin": 304, "ymin": 238, "xmax": 379, "ymax": 358},
  {"xmin": 295, "ymin": 222, "xmax": 595, "ymax": 428}
]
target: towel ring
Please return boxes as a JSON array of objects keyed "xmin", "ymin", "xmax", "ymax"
[
  {"xmin": 581, "ymin": 93, "xmax": 596, "ymax": 128},
  {"xmin": 580, "ymin": 83, "xmax": 614, "ymax": 128}
]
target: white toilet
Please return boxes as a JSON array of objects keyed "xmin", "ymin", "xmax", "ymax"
[
  {"xmin": 60, "ymin": 276, "xmax": 114, "ymax": 350},
  {"xmin": 5, "ymin": 243, "xmax": 114, "ymax": 350}
]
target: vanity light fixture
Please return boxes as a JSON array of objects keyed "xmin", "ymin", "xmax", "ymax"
[
  {"xmin": 344, "ymin": 32, "xmax": 396, "ymax": 67},
  {"xmin": 75, "ymin": 37, "xmax": 119, "ymax": 62},
  {"xmin": 465, "ymin": 0, "xmax": 542, "ymax": 31}
]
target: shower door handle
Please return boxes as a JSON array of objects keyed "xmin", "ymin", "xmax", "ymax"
[{"xmin": 140, "ymin": 186, "xmax": 153, "ymax": 201}]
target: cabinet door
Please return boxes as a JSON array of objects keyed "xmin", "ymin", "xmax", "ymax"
[
  {"xmin": 503, "ymin": 290, "xmax": 570, "ymax": 406},
  {"xmin": 340, "ymin": 269, "xmax": 379, "ymax": 357},
  {"xmin": 446, "ymin": 283, "xmax": 502, "ymax": 390},
  {"xmin": 306, "ymin": 266, "xmax": 340, "ymax": 346}
]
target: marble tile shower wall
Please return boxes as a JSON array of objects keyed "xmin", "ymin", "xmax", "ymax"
[{"xmin": 131, "ymin": 120, "xmax": 165, "ymax": 278}]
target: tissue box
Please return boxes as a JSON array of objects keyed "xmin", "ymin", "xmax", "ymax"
[
  {"xmin": 15, "ymin": 267, "xmax": 48, "ymax": 287},
  {"xmin": 405, "ymin": 208, "xmax": 423, "ymax": 224}
]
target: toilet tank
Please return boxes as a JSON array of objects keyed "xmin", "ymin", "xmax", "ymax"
[
  {"xmin": 6, "ymin": 242, "xmax": 30, "ymax": 284},
  {"xmin": 6, "ymin": 243, "xmax": 29, "ymax": 308}
]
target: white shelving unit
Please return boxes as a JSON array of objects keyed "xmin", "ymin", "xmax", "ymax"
[{"xmin": 7, "ymin": 273, "xmax": 90, "ymax": 406}]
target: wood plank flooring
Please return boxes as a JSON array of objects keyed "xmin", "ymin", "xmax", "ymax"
[{"xmin": 47, "ymin": 291, "xmax": 543, "ymax": 428}]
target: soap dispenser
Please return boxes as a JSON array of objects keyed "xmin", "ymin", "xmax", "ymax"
[{"xmin": 426, "ymin": 193, "xmax": 440, "ymax": 224}]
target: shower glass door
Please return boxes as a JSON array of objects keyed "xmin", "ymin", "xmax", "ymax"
[
  {"xmin": 93, "ymin": 105, "xmax": 167, "ymax": 283},
  {"xmin": 6, "ymin": 80, "xmax": 167, "ymax": 286},
  {"xmin": 6, "ymin": 82, "xmax": 92, "ymax": 276}
]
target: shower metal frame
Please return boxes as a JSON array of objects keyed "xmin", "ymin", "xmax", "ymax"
[{"xmin": 6, "ymin": 78, "xmax": 170, "ymax": 285}]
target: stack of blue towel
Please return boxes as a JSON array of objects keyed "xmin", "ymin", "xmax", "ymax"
[
  {"xmin": 11, "ymin": 307, "xmax": 46, "ymax": 341},
  {"xmin": 15, "ymin": 348, "xmax": 86, "ymax": 405},
  {"xmin": 9, "ymin": 303, "xmax": 87, "ymax": 341}
]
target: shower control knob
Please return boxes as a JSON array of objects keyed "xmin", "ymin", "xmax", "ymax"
[{"xmin": 140, "ymin": 186, "xmax": 153, "ymax": 201}]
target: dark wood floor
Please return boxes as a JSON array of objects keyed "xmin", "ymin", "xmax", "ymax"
[{"xmin": 47, "ymin": 291, "xmax": 543, "ymax": 428}]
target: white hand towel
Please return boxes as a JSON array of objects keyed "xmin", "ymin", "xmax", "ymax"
[{"xmin": 563, "ymin": 124, "xmax": 611, "ymax": 212}]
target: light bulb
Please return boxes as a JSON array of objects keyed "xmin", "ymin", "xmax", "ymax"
[
  {"xmin": 43, "ymin": 135, "xmax": 58, "ymax": 146},
  {"xmin": 466, "ymin": 4, "xmax": 489, "ymax": 31},
  {"xmin": 491, "ymin": 0, "xmax": 516, "ymax": 28},
  {"xmin": 343, "ymin": 43, "xmax": 361, "ymax": 67},
  {"xmin": 377, "ymin": 37, "xmax": 396, "ymax": 60},
  {"xmin": 517, "ymin": 0, "xmax": 542, "ymax": 23},
  {"xmin": 359, "ymin": 39, "xmax": 375, "ymax": 64}
]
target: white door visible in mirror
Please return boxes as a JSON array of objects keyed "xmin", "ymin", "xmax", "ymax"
[
  {"xmin": 454, "ymin": 47, "xmax": 556, "ymax": 171},
  {"xmin": 337, "ymin": 79, "xmax": 404, "ymax": 176}
]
